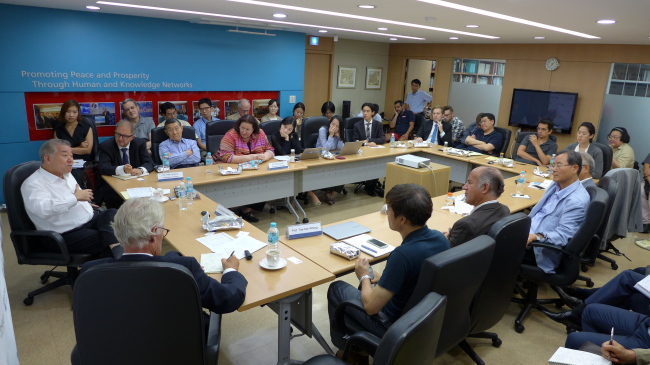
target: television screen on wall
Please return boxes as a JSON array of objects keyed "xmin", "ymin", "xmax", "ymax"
[{"xmin": 508, "ymin": 88, "xmax": 578, "ymax": 134}]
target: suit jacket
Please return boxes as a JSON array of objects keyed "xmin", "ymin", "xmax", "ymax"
[
  {"xmin": 415, "ymin": 120, "xmax": 452, "ymax": 146},
  {"xmin": 82, "ymin": 252, "xmax": 248, "ymax": 314},
  {"xmin": 448, "ymin": 201, "xmax": 510, "ymax": 247},
  {"xmin": 352, "ymin": 119, "xmax": 385, "ymax": 145},
  {"xmin": 97, "ymin": 137, "xmax": 154, "ymax": 204}
]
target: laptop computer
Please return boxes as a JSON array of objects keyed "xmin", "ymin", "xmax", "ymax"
[
  {"xmin": 333, "ymin": 141, "xmax": 364, "ymax": 156},
  {"xmin": 322, "ymin": 221, "xmax": 372, "ymax": 241},
  {"xmin": 297, "ymin": 147, "xmax": 322, "ymax": 160}
]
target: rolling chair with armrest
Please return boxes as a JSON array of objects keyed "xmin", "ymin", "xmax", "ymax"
[
  {"xmin": 344, "ymin": 117, "xmax": 363, "ymax": 143},
  {"xmin": 592, "ymin": 142, "xmax": 612, "ymax": 177},
  {"xmin": 3, "ymin": 161, "xmax": 96, "ymax": 306},
  {"xmin": 511, "ymin": 185, "xmax": 608, "ymax": 333},
  {"xmin": 260, "ymin": 120, "xmax": 282, "ymax": 145},
  {"xmin": 150, "ymin": 126, "xmax": 197, "ymax": 165},
  {"xmin": 71, "ymin": 262, "xmax": 221, "ymax": 365},
  {"xmin": 205, "ymin": 120, "xmax": 236, "ymax": 156},
  {"xmin": 493, "ymin": 127, "xmax": 512, "ymax": 157},
  {"xmin": 304, "ymin": 292, "xmax": 447, "ymax": 365},
  {"xmin": 301, "ymin": 116, "xmax": 330, "ymax": 149}
]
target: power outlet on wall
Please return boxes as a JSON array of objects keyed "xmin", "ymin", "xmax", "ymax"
[{"xmin": 289, "ymin": 95, "xmax": 296, "ymax": 103}]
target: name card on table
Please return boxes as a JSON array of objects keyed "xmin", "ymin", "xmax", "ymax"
[
  {"xmin": 157, "ymin": 171, "xmax": 184, "ymax": 182},
  {"xmin": 286, "ymin": 222, "xmax": 322, "ymax": 239},
  {"xmin": 268, "ymin": 161, "xmax": 289, "ymax": 170}
]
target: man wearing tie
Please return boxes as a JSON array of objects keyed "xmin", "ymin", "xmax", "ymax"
[
  {"xmin": 353, "ymin": 102, "xmax": 385, "ymax": 147},
  {"xmin": 97, "ymin": 120, "xmax": 154, "ymax": 208},
  {"xmin": 414, "ymin": 106, "xmax": 452, "ymax": 146}
]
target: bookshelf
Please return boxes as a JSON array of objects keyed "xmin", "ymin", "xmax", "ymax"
[
  {"xmin": 452, "ymin": 58, "xmax": 505, "ymax": 86},
  {"xmin": 607, "ymin": 63, "xmax": 650, "ymax": 97}
]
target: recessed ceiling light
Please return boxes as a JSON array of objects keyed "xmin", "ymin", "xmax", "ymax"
[
  {"xmin": 449, "ymin": 37, "xmax": 458, "ymax": 40},
  {"xmin": 273, "ymin": 13, "xmax": 286, "ymax": 18},
  {"xmin": 597, "ymin": 19, "xmax": 616, "ymax": 24},
  {"xmin": 86, "ymin": 5, "xmax": 101, "ymax": 10},
  {"xmin": 358, "ymin": 5, "xmax": 376, "ymax": 9},
  {"xmin": 390, "ymin": 37, "xmax": 397, "ymax": 41},
  {"xmin": 96, "ymin": 1, "xmax": 425, "ymax": 40},
  {"xmin": 378, "ymin": 27, "xmax": 388, "ymax": 31},
  {"xmin": 465, "ymin": 25, "xmax": 478, "ymax": 28},
  {"xmin": 318, "ymin": 30, "xmax": 327, "ymax": 33},
  {"xmin": 417, "ymin": 0, "xmax": 599, "ymax": 39},
  {"xmin": 534, "ymin": 36, "xmax": 545, "ymax": 39}
]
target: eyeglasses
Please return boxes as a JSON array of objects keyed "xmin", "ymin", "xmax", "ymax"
[
  {"xmin": 157, "ymin": 227, "xmax": 170, "ymax": 237},
  {"xmin": 115, "ymin": 132, "xmax": 134, "ymax": 139},
  {"xmin": 199, "ymin": 106, "xmax": 212, "ymax": 112},
  {"xmin": 552, "ymin": 163, "xmax": 574, "ymax": 170},
  {"xmin": 607, "ymin": 135, "xmax": 621, "ymax": 140}
]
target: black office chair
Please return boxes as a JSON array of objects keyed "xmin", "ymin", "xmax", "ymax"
[
  {"xmin": 493, "ymin": 127, "xmax": 512, "ymax": 156},
  {"xmin": 150, "ymin": 126, "xmax": 197, "ymax": 165},
  {"xmin": 301, "ymin": 116, "xmax": 330, "ymax": 148},
  {"xmin": 403, "ymin": 236, "xmax": 495, "ymax": 360},
  {"xmin": 260, "ymin": 120, "xmax": 281, "ymax": 144},
  {"xmin": 580, "ymin": 176, "xmax": 618, "ymax": 278},
  {"xmin": 344, "ymin": 117, "xmax": 363, "ymax": 143},
  {"xmin": 71, "ymin": 262, "xmax": 221, "ymax": 365},
  {"xmin": 305, "ymin": 292, "xmax": 447, "ymax": 365},
  {"xmin": 3, "ymin": 161, "xmax": 96, "ymax": 306},
  {"xmin": 512, "ymin": 131, "xmax": 557, "ymax": 159},
  {"xmin": 592, "ymin": 141, "xmax": 613, "ymax": 177},
  {"xmin": 512, "ymin": 185, "xmax": 608, "ymax": 333},
  {"xmin": 462, "ymin": 213, "xmax": 531, "ymax": 365},
  {"xmin": 205, "ymin": 120, "xmax": 236, "ymax": 156}
]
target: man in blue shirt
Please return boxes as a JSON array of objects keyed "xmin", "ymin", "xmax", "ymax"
[
  {"xmin": 194, "ymin": 97, "xmax": 219, "ymax": 152},
  {"xmin": 327, "ymin": 184, "xmax": 450, "ymax": 357},
  {"xmin": 459, "ymin": 113, "xmax": 503, "ymax": 155},
  {"xmin": 525, "ymin": 150, "xmax": 590, "ymax": 274},
  {"xmin": 158, "ymin": 119, "xmax": 201, "ymax": 169},
  {"xmin": 386, "ymin": 100, "xmax": 414, "ymax": 142},
  {"xmin": 405, "ymin": 79, "xmax": 432, "ymax": 116}
]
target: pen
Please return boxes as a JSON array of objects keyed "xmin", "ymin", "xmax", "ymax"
[
  {"xmin": 610, "ymin": 327, "xmax": 614, "ymax": 345},
  {"xmin": 361, "ymin": 245, "xmax": 377, "ymax": 254},
  {"xmin": 228, "ymin": 250, "xmax": 235, "ymax": 258}
]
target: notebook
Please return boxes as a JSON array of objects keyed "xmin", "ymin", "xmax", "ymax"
[
  {"xmin": 548, "ymin": 347, "xmax": 611, "ymax": 365},
  {"xmin": 322, "ymin": 221, "xmax": 371, "ymax": 240},
  {"xmin": 334, "ymin": 141, "xmax": 363, "ymax": 156},
  {"xmin": 298, "ymin": 147, "xmax": 322, "ymax": 160}
]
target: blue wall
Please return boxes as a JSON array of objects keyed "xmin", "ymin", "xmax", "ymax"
[{"xmin": 0, "ymin": 4, "xmax": 306, "ymax": 203}]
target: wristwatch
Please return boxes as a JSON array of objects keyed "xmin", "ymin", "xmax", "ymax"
[
  {"xmin": 359, "ymin": 275, "xmax": 372, "ymax": 283},
  {"xmin": 535, "ymin": 233, "xmax": 544, "ymax": 241}
]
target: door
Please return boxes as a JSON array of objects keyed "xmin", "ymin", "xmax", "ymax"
[{"xmin": 304, "ymin": 53, "xmax": 332, "ymax": 117}]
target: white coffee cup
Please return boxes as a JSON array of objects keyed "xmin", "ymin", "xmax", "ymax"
[
  {"xmin": 153, "ymin": 188, "xmax": 164, "ymax": 201},
  {"xmin": 266, "ymin": 249, "xmax": 281, "ymax": 267}
]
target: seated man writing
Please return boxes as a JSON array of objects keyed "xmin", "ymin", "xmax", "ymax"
[
  {"xmin": 443, "ymin": 166, "xmax": 510, "ymax": 247},
  {"xmin": 327, "ymin": 184, "xmax": 449, "ymax": 359},
  {"xmin": 21, "ymin": 139, "xmax": 121, "ymax": 258},
  {"xmin": 83, "ymin": 197, "xmax": 247, "ymax": 314},
  {"xmin": 159, "ymin": 119, "xmax": 201, "ymax": 169},
  {"xmin": 457, "ymin": 113, "xmax": 503, "ymax": 155},
  {"xmin": 515, "ymin": 119, "xmax": 558, "ymax": 166},
  {"xmin": 525, "ymin": 150, "xmax": 590, "ymax": 274}
]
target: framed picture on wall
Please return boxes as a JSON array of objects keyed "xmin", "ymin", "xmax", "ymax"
[
  {"xmin": 365, "ymin": 67, "xmax": 382, "ymax": 90},
  {"xmin": 337, "ymin": 66, "xmax": 356, "ymax": 89}
]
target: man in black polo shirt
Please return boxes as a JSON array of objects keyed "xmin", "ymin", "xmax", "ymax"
[
  {"xmin": 385, "ymin": 100, "xmax": 414, "ymax": 142},
  {"xmin": 327, "ymin": 184, "xmax": 450, "ymax": 357}
]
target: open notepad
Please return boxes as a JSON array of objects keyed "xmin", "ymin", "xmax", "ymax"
[{"xmin": 548, "ymin": 347, "xmax": 611, "ymax": 365}]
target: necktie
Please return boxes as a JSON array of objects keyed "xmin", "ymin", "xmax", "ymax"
[
  {"xmin": 365, "ymin": 123, "xmax": 371, "ymax": 139},
  {"xmin": 430, "ymin": 124, "xmax": 438, "ymax": 144},
  {"xmin": 121, "ymin": 148, "xmax": 129, "ymax": 165}
]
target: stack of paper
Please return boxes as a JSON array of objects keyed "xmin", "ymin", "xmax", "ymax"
[
  {"xmin": 343, "ymin": 234, "xmax": 395, "ymax": 257},
  {"xmin": 548, "ymin": 347, "xmax": 611, "ymax": 365}
]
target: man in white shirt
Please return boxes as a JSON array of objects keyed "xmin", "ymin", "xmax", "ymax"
[{"xmin": 21, "ymin": 139, "xmax": 121, "ymax": 257}]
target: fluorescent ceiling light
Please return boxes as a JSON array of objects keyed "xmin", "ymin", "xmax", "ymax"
[
  {"xmin": 418, "ymin": 0, "xmax": 600, "ymax": 39},
  {"xmin": 225, "ymin": 0, "xmax": 499, "ymax": 39},
  {"xmin": 597, "ymin": 19, "xmax": 616, "ymax": 24},
  {"xmin": 86, "ymin": 5, "xmax": 101, "ymax": 10},
  {"xmin": 534, "ymin": 36, "xmax": 545, "ymax": 39},
  {"xmin": 449, "ymin": 37, "xmax": 458, "ymax": 40},
  {"xmin": 319, "ymin": 30, "xmax": 327, "ymax": 33},
  {"xmin": 389, "ymin": 37, "xmax": 397, "ymax": 41},
  {"xmin": 358, "ymin": 5, "xmax": 376, "ymax": 9},
  {"xmin": 272, "ymin": 13, "xmax": 286, "ymax": 18},
  {"xmin": 378, "ymin": 27, "xmax": 388, "ymax": 31},
  {"xmin": 465, "ymin": 25, "xmax": 478, "ymax": 28}
]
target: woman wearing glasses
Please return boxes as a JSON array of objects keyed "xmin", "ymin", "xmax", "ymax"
[
  {"xmin": 566, "ymin": 122, "xmax": 604, "ymax": 178},
  {"xmin": 608, "ymin": 127, "xmax": 635, "ymax": 169}
]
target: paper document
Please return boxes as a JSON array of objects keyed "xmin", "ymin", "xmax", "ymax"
[
  {"xmin": 126, "ymin": 187, "xmax": 154, "ymax": 198},
  {"xmin": 274, "ymin": 156, "xmax": 290, "ymax": 161},
  {"xmin": 448, "ymin": 195, "xmax": 473, "ymax": 216},
  {"xmin": 548, "ymin": 347, "xmax": 611, "ymax": 365},
  {"xmin": 344, "ymin": 234, "xmax": 395, "ymax": 257},
  {"xmin": 529, "ymin": 180, "xmax": 553, "ymax": 190},
  {"xmin": 634, "ymin": 274, "xmax": 650, "ymax": 299},
  {"xmin": 196, "ymin": 232, "xmax": 235, "ymax": 252},
  {"xmin": 196, "ymin": 234, "xmax": 266, "ymax": 259},
  {"xmin": 73, "ymin": 159, "xmax": 85, "ymax": 168},
  {"xmin": 114, "ymin": 170, "xmax": 149, "ymax": 179},
  {"xmin": 369, "ymin": 146, "xmax": 385, "ymax": 148}
]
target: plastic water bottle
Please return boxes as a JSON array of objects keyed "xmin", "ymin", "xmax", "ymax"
[
  {"xmin": 550, "ymin": 154, "xmax": 556, "ymax": 167},
  {"xmin": 290, "ymin": 149, "xmax": 296, "ymax": 163},
  {"xmin": 185, "ymin": 177, "xmax": 194, "ymax": 204},
  {"xmin": 178, "ymin": 181, "xmax": 188, "ymax": 210},
  {"xmin": 390, "ymin": 133, "xmax": 396, "ymax": 148},
  {"xmin": 162, "ymin": 152, "xmax": 170, "ymax": 171},
  {"xmin": 443, "ymin": 141, "xmax": 449, "ymax": 152},
  {"xmin": 445, "ymin": 192, "xmax": 454, "ymax": 206},
  {"xmin": 516, "ymin": 171, "xmax": 526, "ymax": 194},
  {"xmin": 205, "ymin": 152, "xmax": 213, "ymax": 174},
  {"xmin": 499, "ymin": 152, "xmax": 504, "ymax": 165},
  {"xmin": 267, "ymin": 222, "xmax": 279, "ymax": 251}
]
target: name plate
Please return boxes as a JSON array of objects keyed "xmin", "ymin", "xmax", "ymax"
[
  {"xmin": 268, "ymin": 161, "xmax": 289, "ymax": 170},
  {"xmin": 157, "ymin": 171, "xmax": 184, "ymax": 181},
  {"xmin": 286, "ymin": 222, "xmax": 322, "ymax": 239}
]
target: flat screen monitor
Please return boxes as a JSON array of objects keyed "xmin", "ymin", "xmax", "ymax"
[{"xmin": 508, "ymin": 88, "xmax": 578, "ymax": 134}]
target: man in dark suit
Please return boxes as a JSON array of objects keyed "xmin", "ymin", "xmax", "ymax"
[
  {"xmin": 97, "ymin": 120, "xmax": 154, "ymax": 208},
  {"xmin": 82, "ymin": 198, "xmax": 247, "ymax": 315},
  {"xmin": 443, "ymin": 166, "xmax": 510, "ymax": 247},
  {"xmin": 414, "ymin": 105, "xmax": 452, "ymax": 146},
  {"xmin": 353, "ymin": 102, "xmax": 385, "ymax": 196}
]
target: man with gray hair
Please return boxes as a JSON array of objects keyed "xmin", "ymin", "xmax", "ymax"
[
  {"xmin": 443, "ymin": 166, "xmax": 510, "ymax": 247},
  {"xmin": 578, "ymin": 151, "xmax": 596, "ymax": 188},
  {"xmin": 21, "ymin": 139, "xmax": 121, "ymax": 257},
  {"xmin": 82, "ymin": 198, "xmax": 247, "ymax": 314},
  {"xmin": 226, "ymin": 99, "xmax": 253, "ymax": 120}
]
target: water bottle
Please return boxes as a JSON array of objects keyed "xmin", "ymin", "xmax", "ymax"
[
  {"xmin": 162, "ymin": 152, "xmax": 170, "ymax": 171},
  {"xmin": 205, "ymin": 152, "xmax": 213, "ymax": 174},
  {"xmin": 178, "ymin": 181, "xmax": 188, "ymax": 210},
  {"xmin": 267, "ymin": 222, "xmax": 279, "ymax": 251},
  {"xmin": 443, "ymin": 141, "xmax": 449, "ymax": 152},
  {"xmin": 185, "ymin": 177, "xmax": 194, "ymax": 204},
  {"xmin": 516, "ymin": 171, "xmax": 526, "ymax": 194},
  {"xmin": 390, "ymin": 133, "xmax": 396, "ymax": 148},
  {"xmin": 290, "ymin": 149, "xmax": 296, "ymax": 163},
  {"xmin": 550, "ymin": 154, "xmax": 556, "ymax": 167},
  {"xmin": 499, "ymin": 152, "xmax": 504, "ymax": 165},
  {"xmin": 445, "ymin": 192, "xmax": 454, "ymax": 206}
]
